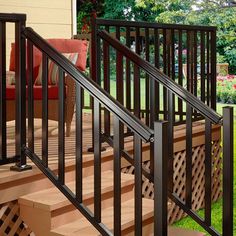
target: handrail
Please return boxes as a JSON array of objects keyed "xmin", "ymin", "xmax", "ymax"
[
  {"xmin": 23, "ymin": 27, "xmax": 153, "ymax": 142},
  {"xmin": 96, "ymin": 18, "xmax": 217, "ymax": 32},
  {"xmin": 0, "ymin": 13, "xmax": 26, "ymax": 22},
  {"xmin": 98, "ymin": 30, "xmax": 222, "ymax": 124}
]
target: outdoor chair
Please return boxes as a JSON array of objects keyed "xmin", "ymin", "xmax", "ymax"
[{"xmin": 6, "ymin": 38, "xmax": 88, "ymax": 136}]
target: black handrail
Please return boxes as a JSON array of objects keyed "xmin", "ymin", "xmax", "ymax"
[
  {"xmin": 98, "ymin": 29, "xmax": 222, "ymax": 124},
  {"xmin": 23, "ymin": 27, "xmax": 153, "ymax": 142},
  {"xmin": 96, "ymin": 18, "xmax": 217, "ymax": 31},
  {"xmin": 0, "ymin": 13, "xmax": 26, "ymax": 22}
]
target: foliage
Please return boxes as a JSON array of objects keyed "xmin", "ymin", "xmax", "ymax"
[
  {"xmin": 77, "ymin": 0, "xmax": 104, "ymax": 33},
  {"xmin": 135, "ymin": 0, "xmax": 236, "ymax": 74},
  {"xmin": 216, "ymin": 75, "xmax": 236, "ymax": 103}
]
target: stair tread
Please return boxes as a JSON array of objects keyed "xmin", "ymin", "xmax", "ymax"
[
  {"xmin": 19, "ymin": 170, "xmax": 134, "ymax": 211},
  {"xmin": 51, "ymin": 198, "xmax": 154, "ymax": 236}
]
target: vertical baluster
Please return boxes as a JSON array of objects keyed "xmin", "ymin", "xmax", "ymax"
[
  {"xmin": 222, "ymin": 107, "xmax": 233, "ymax": 236},
  {"xmin": 166, "ymin": 29, "xmax": 175, "ymax": 192},
  {"xmin": 206, "ymin": 32, "xmax": 210, "ymax": 106},
  {"xmin": 171, "ymin": 29, "xmax": 175, "ymax": 123},
  {"xmin": 116, "ymin": 26, "xmax": 124, "ymax": 105},
  {"xmin": 94, "ymin": 98, "xmax": 101, "ymax": 222},
  {"xmin": 205, "ymin": 118, "xmax": 212, "ymax": 225},
  {"xmin": 154, "ymin": 121, "xmax": 168, "ymax": 236},
  {"xmin": 104, "ymin": 26, "xmax": 110, "ymax": 136},
  {"xmin": 0, "ymin": 22, "xmax": 6, "ymax": 160},
  {"xmin": 27, "ymin": 40, "xmax": 34, "ymax": 152},
  {"xmin": 193, "ymin": 31, "xmax": 198, "ymax": 119},
  {"xmin": 154, "ymin": 28, "xmax": 160, "ymax": 121},
  {"xmin": 185, "ymin": 104, "xmax": 192, "ymax": 207},
  {"xmin": 200, "ymin": 31, "xmax": 205, "ymax": 103},
  {"xmin": 167, "ymin": 92, "xmax": 174, "ymax": 193},
  {"xmin": 145, "ymin": 28, "xmax": 150, "ymax": 126},
  {"xmin": 126, "ymin": 26, "xmax": 131, "ymax": 112},
  {"xmin": 162, "ymin": 29, "xmax": 167, "ymax": 120},
  {"xmin": 113, "ymin": 115, "xmax": 122, "ymax": 235},
  {"xmin": 42, "ymin": 54, "xmax": 48, "ymax": 167},
  {"xmin": 178, "ymin": 30, "xmax": 183, "ymax": 122},
  {"xmin": 193, "ymin": 31, "xmax": 198, "ymax": 98},
  {"xmin": 186, "ymin": 31, "xmax": 191, "ymax": 92},
  {"xmin": 134, "ymin": 133, "xmax": 142, "ymax": 235},
  {"xmin": 134, "ymin": 27, "xmax": 140, "ymax": 118},
  {"xmin": 210, "ymin": 30, "xmax": 217, "ymax": 111},
  {"xmin": 76, "ymin": 83, "xmax": 83, "ymax": 202},
  {"xmin": 58, "ymin": 68, "xmax": 65, "ymax": 184}
]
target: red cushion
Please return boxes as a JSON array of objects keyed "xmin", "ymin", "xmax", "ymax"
[
  {"xmin": 9, "ymin": 39, "xmax": 88, "ymax": 82},
  {"xmin": 6, "ymin": 85, "xmax": 66, "ymax": 100}
]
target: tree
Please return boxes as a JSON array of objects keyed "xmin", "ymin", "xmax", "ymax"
[{"xmin": 135, "ymin": 0, "xmax": 236, "ymax": 73}]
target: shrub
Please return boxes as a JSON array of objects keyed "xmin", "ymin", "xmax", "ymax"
[{"xmin": 216, "ymin": 75, "xmax": 236, "ymax": 104}]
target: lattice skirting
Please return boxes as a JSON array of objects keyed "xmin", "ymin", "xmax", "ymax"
[
  {"xmin": 0, "ymin": 201, "xmax": 33, "ymax": 236},
  {"xmin": 121, "ymin": 140, "xmax": 222, "ymax": 224}
]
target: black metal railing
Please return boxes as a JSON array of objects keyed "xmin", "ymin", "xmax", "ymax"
[
  {"xmin": 91, "ymin": 18, "xmax": 217, "ymax": 126},
  {"xmin": 0, "ymin": 13, "xmax": 31, "ymax": 170},
  {"xmin": 94, "ymin": 20, "xmax": 233, "ymax": 236},
  {"xmin": 22, "ymin": 27, "xmax": 173, "ymax": 236},
  {"xmin": 0, "ymin": 13, "xmax": 233, "ymax": 236}
]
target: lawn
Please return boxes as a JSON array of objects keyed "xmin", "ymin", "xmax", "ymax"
[{"xmin": 174, "ymin": 103, "xmax": 236, "ymax": 235}]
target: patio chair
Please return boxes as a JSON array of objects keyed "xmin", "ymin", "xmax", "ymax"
[{"xmin": 6, "ymin": 38, "xmax": 88, "ymax": 136}]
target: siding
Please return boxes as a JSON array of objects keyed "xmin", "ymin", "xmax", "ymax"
[{"xmin": 0, "ymin": 0, "xmax": 73, "ymax": 69}]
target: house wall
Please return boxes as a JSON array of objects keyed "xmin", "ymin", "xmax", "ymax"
[{"xmin": 0, "ymin": 0, "xmax": 73, "ymax": 69}]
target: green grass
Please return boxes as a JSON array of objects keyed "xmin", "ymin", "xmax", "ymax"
[{"xmin": 174, "ymin": 103, "xmax": 236, "ymax": 235}]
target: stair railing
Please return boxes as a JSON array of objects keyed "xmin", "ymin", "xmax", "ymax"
[
  {"xmin": 21, "ymin": 27, "xmax": 173, "ymax": 236},
  {"xmin": 95, "ymin": 27, "xmax": 233, "ymax": 236}
]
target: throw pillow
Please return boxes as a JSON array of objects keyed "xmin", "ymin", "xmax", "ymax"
[{"xmin": 35, "ymin": 52, "xmax": 78, "ymax": 85}]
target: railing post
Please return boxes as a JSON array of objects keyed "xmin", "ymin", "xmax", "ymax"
[
  {"xmin": 154, "ymin": 121, "xmax": 168, "ymax": 236},
  {"xmin": 222, "ymin": 106, "xmax": 233, "ymax": 236},
  {"xmin": 11, "ymin": 17, "xmax": 32, "ymax": 171}
]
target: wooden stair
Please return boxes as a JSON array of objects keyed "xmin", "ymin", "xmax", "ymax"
[
  {"xmin": 18, "ymin": 169, "xmax": 205, "ymax": 236},
  {"xmin": 19, "ymin": 170, "xmax": 134, "ymax": 236}
]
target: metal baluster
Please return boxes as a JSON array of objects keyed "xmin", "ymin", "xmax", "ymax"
[
  {"xmin": 27, "ymin": 40, "xmax": 34, "ymax": 152},
  {"xmin": 126, "ymin": 26, "xmax": 131, "ymax": 112},
  {"xmin": 200, "ymin": 31, "xmax": 205, "ymax": 103},
  {"xmin": 94, "ymin": 98, "xmax": 101, "ymax": 222},
  {"xmin": 210, "ymin": 30, "xmax": 217, "ymax": 111},
  {"xmin": 113, "ymin": 115, "xmax": 122, "ymax": 235},
  {"xmin": 58, "ymin": 68, "xmax": 65, "ymax": 184},
  {"xmin": 154, "ymin": 28, "xmax": 160, "ymax": 120},
  {"xmin": 205, "ymin": 118, "xmax": 212, "ymax": 225},
  {"xmin": 206, "ymin": 32, "xmax": 210, "ymax": 106},
  {"xmin": 76, "ymin": 83, "xmax": 83, "ymax": 202},
  {"xmin": 42, "ymin": 54, "xmax": 48, "ymax": 168},
  {"xmin": 134, "ymin": 133, "xmax": 142, "ymax": 235},
  {"xmin": 185, "ymin": 103, "xmax": 192, "ymax": 207},
  {"xmin": 145, "ymin": 28, "xmax": 150, "ymax": 126},
  {"xmin": 104, "ymin": 26, "xmax": 110, "ymax": 136},
  {"xmin": 0, "ymin": 22, "xmax": 6, "ymax": 160},
  {"xmin": 178, "ymin": 30, "xmax": 183, "ymax": 122},
  {"xmin": 134, "ymin": 27, "xmax": 140, "ymax": 118}
]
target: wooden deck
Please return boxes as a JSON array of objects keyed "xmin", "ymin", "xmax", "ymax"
[{"xmin": 0, "ymin": 113, "xmax": 221, "ymax": 204}]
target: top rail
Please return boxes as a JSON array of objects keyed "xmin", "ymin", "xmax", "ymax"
[
  {"xmin": 0, "ymin": 13, "xmax": 26, "ymax": 22},
  {"xmin": 98, "ymin": 30, "xmax": 222, "ymax": 124},
  {"xmin": 23, "ymin": 27, "xmax": 153, "ymax": 142},
  {"xmin": 96, "ymin": 18, "xmax": 217, "ymax": 32}
]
